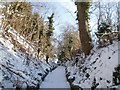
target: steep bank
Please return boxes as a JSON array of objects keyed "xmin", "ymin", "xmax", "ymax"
[{"xmin": 65, "ymin": 41, "xmax": 119, "ymax": 88}]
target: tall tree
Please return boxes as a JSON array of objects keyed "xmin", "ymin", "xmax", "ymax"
[
  {"xmin": 57, "ymin": 25, "xmax": 81, "ymax": 61},
  {"xmin": 45, "ymin": 13, "xmax": 54, "ymax": 63},
  {"xmin": 76, "ymin": 2, "xmax": 92, "ymax": 55}
]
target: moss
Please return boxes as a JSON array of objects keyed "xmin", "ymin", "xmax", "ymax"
[{"xmin": 77, "ymin": 2, "xmax": 91, "ymax": 20}]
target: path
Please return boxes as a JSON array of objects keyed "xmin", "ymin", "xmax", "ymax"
[{"xmin": 40, "ymin": 66, "xmax": 70, "ymax": 88}]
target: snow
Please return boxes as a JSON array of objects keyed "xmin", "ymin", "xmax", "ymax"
[
  {"xmin": 40, "ymin": 66, "xmax": 70, "ymax": 88},
  {"xmin": 0, "ymin": 11, "xmax": 59, "ymax": 88},
  {"xmin": 7, "ymin": 28, "xmax": 35, "ymax": 54},
  {"xmin": 0, "ymin": 27, "xmax": 57, "ymax": 88},
  {"xmin": 65, "ymin": 41, "xmax": 119, "ymax": 88},
  {"xmin": 0, "ymin": 43, "xmax": 55, "ymax": 88},
  {"xmin": 0, "ymin": 22, "xmax": 119, "ymax": 88}
]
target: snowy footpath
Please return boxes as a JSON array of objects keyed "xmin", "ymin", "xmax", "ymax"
[{"xmin": 40, "ymin": 66, "xmax": 70, "ymax": 88}]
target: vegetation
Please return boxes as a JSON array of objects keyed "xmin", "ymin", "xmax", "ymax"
[
  {"xmin": 76, "ymin": 1, "xmax": 93, "ymax": 55},
  {"xmin": 57, "ymin": 25, "xmax": 81, "ymax": 62},
  {"xmin": 0, "ymin": 0, "xmax": 119, "ymax": 89},
  {"xmin": 1, "ymin": 1, "xmax": 119, "ymax": 62},
  {"xmin": 2, "ymin": 2, "xmax": 55, "ymax": 61}
]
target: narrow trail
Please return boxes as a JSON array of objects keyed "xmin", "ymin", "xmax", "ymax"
[{"xmin": 40, "ymin": 66, "xmax": 70, "ymax": 88}]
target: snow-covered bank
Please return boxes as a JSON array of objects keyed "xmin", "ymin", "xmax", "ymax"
[
  {"xmin": 0, "ymin": 27, "xmax": 57, "ymax": 88},
  {"xmin": 0, "ymin": 44, "xmax": 57, "ymax": 88},
  {"xmin": 40, "ymin": 66, "xmax": 70, "ymax": 88},
  {"xmin": 65, "ymin": 41, "xmax": 119, "ymax": 88},
  {"xmin": 0, "ymin": 13, "xmax": 60, "ymax": 88}
]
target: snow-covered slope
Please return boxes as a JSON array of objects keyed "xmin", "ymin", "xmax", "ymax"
[
  {"xmin": 0, "ymin": 44, "xmax": 56, "ymax": 88},
  {"xmin": 0, "ymin": 27, "xmax": 57, "ymax": 89},
  {"xmin": 65, "ymin": 41, "xmax": 119, "ymax": 88}
]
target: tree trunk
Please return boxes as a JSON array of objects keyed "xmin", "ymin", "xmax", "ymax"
[{"xmin": 77, "ymin": 2, "xmax": 92, "ymax": 55}]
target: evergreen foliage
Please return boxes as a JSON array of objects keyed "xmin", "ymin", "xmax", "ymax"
[
  {"xmin": 96, "ymin": 22, "xmax": 111, "ymax": 37},
  {"xmin": 47, "ymin": 13, "xmax": 54, "ymax": 37}
]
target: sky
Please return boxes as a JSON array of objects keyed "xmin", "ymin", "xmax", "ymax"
[
  {"xmin": 52, "ymin": 2, "xmax": 77, "ymax": 38},
  {"xmin": 31, "ymin": 1, "xmax": 119, "ymax": 42},
  {"xmin": 31, "ymin": 1, "xmax": 99, "ymax": 42},
  {"xmin": 31, "ymin": 1, "xmax": 78, "ymax": 40}
]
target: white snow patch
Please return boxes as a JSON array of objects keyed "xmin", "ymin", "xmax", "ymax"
[
  {"xmin": 40, "ymin": 66, "xmax": 70, "ymax": 88},
  {"xmin": 65, "ymin": 41, "xmax": 119, "ymax": 88}
]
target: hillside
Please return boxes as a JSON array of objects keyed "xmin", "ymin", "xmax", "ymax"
[
  {"xmin": 0, "ymin": 27, "xmax": 57, "ymax": 88},
  {"xmin": 65, "ymin": 41, "xmax": 119, "ymax": 88}
]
